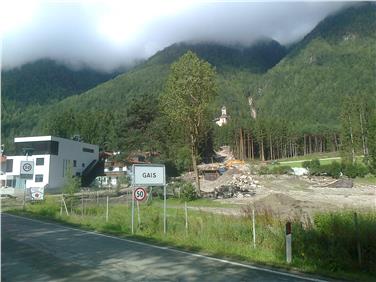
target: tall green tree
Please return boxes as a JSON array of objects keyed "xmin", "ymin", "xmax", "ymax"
[{"xmin": 160, "ymin": 51, "xmax": 217, "ymax": 194}]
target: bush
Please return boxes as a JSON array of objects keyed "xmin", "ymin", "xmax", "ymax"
[
  {"xmin": 342, "ymin": 162, "xmax": 369, "ymax": 178},
  {"xmin": 269, "ymin": 165, "xmax": 293, "ymax": 175},
  {"xmin": 303, "ymin": 159, "xmax": 321, "ymax": 175},
  {"xmin": 258, "ymin": 166, "xmax": 270, "ymax": 175},
  {"xmin": 320, "ymin": 161, "xmax": 342, "ymax": 178},
  {"xmin": 180, "ymin": 182, "xmax": 198, "ymax": 201}
]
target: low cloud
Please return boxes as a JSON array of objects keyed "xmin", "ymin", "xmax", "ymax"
[{"xmin": 1, "ymin": 1, "xmax": 351, "ymax": 72}]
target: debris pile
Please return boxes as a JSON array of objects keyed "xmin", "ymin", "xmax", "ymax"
[{"xmin": 202, "ymin": 172, "xmax": 261, "ymax": 199}]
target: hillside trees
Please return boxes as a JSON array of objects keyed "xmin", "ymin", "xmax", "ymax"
[{"xmin": 160, "ymin": 51, "xmax": 217, "ymax": 194}]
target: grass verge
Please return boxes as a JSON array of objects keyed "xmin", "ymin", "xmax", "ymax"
[{"xmin": 6, "ymin": 196, "xmax": 376, "ymax": 282}]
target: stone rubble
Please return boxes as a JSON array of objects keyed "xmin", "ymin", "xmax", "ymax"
[{"xmin": 209, "ymin": 173, "xmax": 261, "ymax": 199}]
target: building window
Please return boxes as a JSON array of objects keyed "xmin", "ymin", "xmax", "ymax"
[
  {"xmin": 82, "ymin": 163, "xmax": 85, "ymax": 168},
  {"xmin": 15, "ymin": 141, "xmax": 59, "ymax": 156},
  {"xmin": 6, "ymin": 159, "xmax": 13, "ymax": 172},
  {"xmin": 76, "ymin": 172, "xmax": 81, "ymax": 177},
  {"xmin": 35, "ymin": 174, "xmax": 43, "ymax": 182},
  {"xmin": 73, "ymin": 160, "xmax": 77, "ymax": 167},
  {"xmin": 36, "ymin": 158, "xmax": 44, "ymax": 166},
  {"xmin": 83, "ymin": 147, "xmax": 94, "ymax": 153}
]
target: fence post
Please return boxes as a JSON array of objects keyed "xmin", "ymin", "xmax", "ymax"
[
  {"xmin": 185, "ymin": 201, "xmax": 188, "ymax": 234},
  {"xmin": 60, "ymin": 194, "xmax": 63, "ymax": 215},
  {"xmin": 62, "ymin": 195, "xmax": 69, "ymax": 216},
  {"xmin": 354, "ymin": 212, "xmax": 362, "ymax": 266},
  {"xmin": 286, "ymin": 222, "xmax": 292, "ymax": 264},
  {"xmin": 252, "ymin": 208, "xmax": 256, "ymax": 248}
]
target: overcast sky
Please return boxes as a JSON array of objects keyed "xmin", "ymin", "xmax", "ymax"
[{"xmin": 0, "ymin": 1, "xmax": 353, "ymax": 72}]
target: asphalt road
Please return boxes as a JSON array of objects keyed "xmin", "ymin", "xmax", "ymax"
[{"xmin": 1, "ymin": 213, "xmax": 328, "ymax": 282}]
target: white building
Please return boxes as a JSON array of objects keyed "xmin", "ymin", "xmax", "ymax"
[
  {"xmin": 214, "ymin": 106, "xmax": 229, "ymax": 126},
  {"xmin": 96, "ymin": 160, "xmax": 128, "ymax": 187},
  {"xmin": 2, "ymin": 136, "xmax": 100, "ymax": 192}
]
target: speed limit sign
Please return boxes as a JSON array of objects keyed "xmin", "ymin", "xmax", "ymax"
[{"xmin": 134, "ymin": 187, "xmax": 147, "ymax": 201}]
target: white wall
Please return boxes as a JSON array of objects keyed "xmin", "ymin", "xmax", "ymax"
[
  {"xmin": 5, "ymin": 155, "xmax": 51, "ymax": 189},
  {"xmin": 6, "ymin": 136, "xmax": 99, "ymax": 191}
]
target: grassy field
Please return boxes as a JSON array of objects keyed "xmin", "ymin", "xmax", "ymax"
[
  {"xmin": 276, "ymin": 155, "xmax": 365, "ymax": 168},
  {"xmin": 7, "ymin": 195, "xmax": 376, "ymax": 281},
  {"xmin": 276, "ymin": 152, "xmax": 340, "ymax": 163}
]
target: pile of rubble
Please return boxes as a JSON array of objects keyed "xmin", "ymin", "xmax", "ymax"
[{"xmin": 203, "ymin": 172, "xmax": 261, "ymax": 199}]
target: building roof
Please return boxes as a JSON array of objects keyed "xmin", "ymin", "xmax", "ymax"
[{"xmin": 14, "ymin": 136, "xmax": 98, "ymax": 147}]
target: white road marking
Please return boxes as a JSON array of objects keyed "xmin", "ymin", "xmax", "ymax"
[{"xmin": 3, "ymin": 213, "xmax": 328, "ymax": 282}]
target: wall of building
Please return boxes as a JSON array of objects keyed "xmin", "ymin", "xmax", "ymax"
[{"xmin": 5, "ymin": 136, "xmax": 99, "ymax": 191}]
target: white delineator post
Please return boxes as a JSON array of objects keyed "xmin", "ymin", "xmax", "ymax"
[
  {"xmin": 286, "ymin": 222, "xmax": 292, "ymax": 264},
  {"xmin": 164, "ymin": 185, "xmax": 167, "ymax": 235}
]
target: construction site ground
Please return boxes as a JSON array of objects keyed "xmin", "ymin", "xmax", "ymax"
[{"xmin": 197, "ymin": 165, "xmax": 376, "ymax": 219}]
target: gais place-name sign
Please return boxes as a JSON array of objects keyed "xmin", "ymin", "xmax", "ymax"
[{"xmin": 132, "ymin": 164, "xmax": 166, "ymax": 186}]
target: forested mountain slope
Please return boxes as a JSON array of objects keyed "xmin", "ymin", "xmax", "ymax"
[
  {"xmin": 253, "ymin": 3, "xmax": 376, "ymax": 132},
  {"xmin": 2, "ymin": 59, "xmax": 118, "ymax": 106}
]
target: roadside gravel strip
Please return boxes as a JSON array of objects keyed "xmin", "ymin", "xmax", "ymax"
[{"xmin": 2, "ymin": 213, "xmax": 332, "ymax": 282}]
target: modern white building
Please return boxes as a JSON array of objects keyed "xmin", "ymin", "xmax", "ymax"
[{"xmin": 2, "ymin": 136, "xmax": 100, "ymax": 192}]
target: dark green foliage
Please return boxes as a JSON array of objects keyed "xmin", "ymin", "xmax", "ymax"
[
  {"xmin": 147, "ymin": 40, "xmax": 286, "ymax": 73},
  {"xmin": 303, "ymin": 159, "xmax": 321, "ymax": 175},
  {"xmin": 180, "ymin": 182, "xmax": 199, "ymax": 202},
  {"xmin": 254, "ymin": 3, "xmax": 376, "ymax": 133},
  {"xmin": 294, "ymin": 212, "xmax": 376, "ymax": 273},
  {"xmin": 320, "ymin": 161, "xmax": 342, "ymax": 178},
  {"xmin": 269, "ymin": 165, "xmax": 293, "ymax": 175},
  {"xmin": 368, "ymin": 112, "xmax": 376, "ymax": 174},
  {"xmin": 342, "ymin": 162, "xmax": 369, "ymax": 178},
  {"xmin": 2, "ymin": 58, "xmax": 117, "ymax": 106}
]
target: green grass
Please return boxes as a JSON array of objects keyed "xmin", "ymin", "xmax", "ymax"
[
  {"xmin": 276, "ymin": 152, "xmax": 340, "ymax": 162},
  {"xmin": 275, "ymin": 155, "xmax": 365, "ymax": 168},
  {"xmin": 7, "ymin": 196, "xmax": 376, "ymax": 281},
  {"xmin": 155, "ymin": 198, "xmax": 240, "ymax": 208},
  {"xmin": 354, "ymin": 175, "xmax": 376, "ymax": 185}
]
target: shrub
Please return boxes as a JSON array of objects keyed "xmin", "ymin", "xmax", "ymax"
[
  {"xmin": 342, "ymin": 162, "xmax": 369, "ymax": 178},
  {"xmin": 258, "ymin": 166, "xmax": 270, "ymax": 175},
  {"xmin": 180, "ymin": 182, "xmax": 198, "ymax": 201},
  {"xmin": 320, "ymin": 161, "xmax": 342, "ymax": 178},
  {"xmin": 303, "ymin": 159, "xmax": 321, "ymax": 175},
  {"xmin": 269, "ymin": 165, "xmax": 293, "ymax": 175}
]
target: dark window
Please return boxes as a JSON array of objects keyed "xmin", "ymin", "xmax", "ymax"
[
  {"xmin": 36, "ymin": 158, "xmax": 44, "ymax": 166},
  {"xmin": 35, "ymin": 174, "xmax": 43, "ymax": 182},
  {"xmin": 83, "ymin": 147, "xmax": 94, "ymax": 153},
  {"xmin": 76, "ymin": 172, "xmax": 81, "ymax": 177},
  {"xmin": 82, "ymin": 163, "xmax": 85, "ymax": 167},
  {"xmin": 73, "ymin": 160, "xmax": 77, "ymax": 167},
  {"xmin": 6, "ymin": 159, "xmax": 13, "ymax": 172},
  {"xmin": 15, "ymin": 141, "xmax": 59, "ymax": 156}
]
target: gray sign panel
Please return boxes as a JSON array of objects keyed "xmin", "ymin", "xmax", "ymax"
[{"xmin": 132, "ymin": 164, "xmax": 165, "ymax": 186}]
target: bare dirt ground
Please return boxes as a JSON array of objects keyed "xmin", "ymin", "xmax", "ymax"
[{"xmin": 198, "ymin": 165, "xmax": 376, "ymax": 219}]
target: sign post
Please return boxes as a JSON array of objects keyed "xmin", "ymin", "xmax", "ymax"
[
  {"xmin": 20, "ymin": 160, "xmax": 34, "ymax": 208},
  {"xmin": 132, "ymin": 164, "xmax": 166, "ymax": 234}
]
